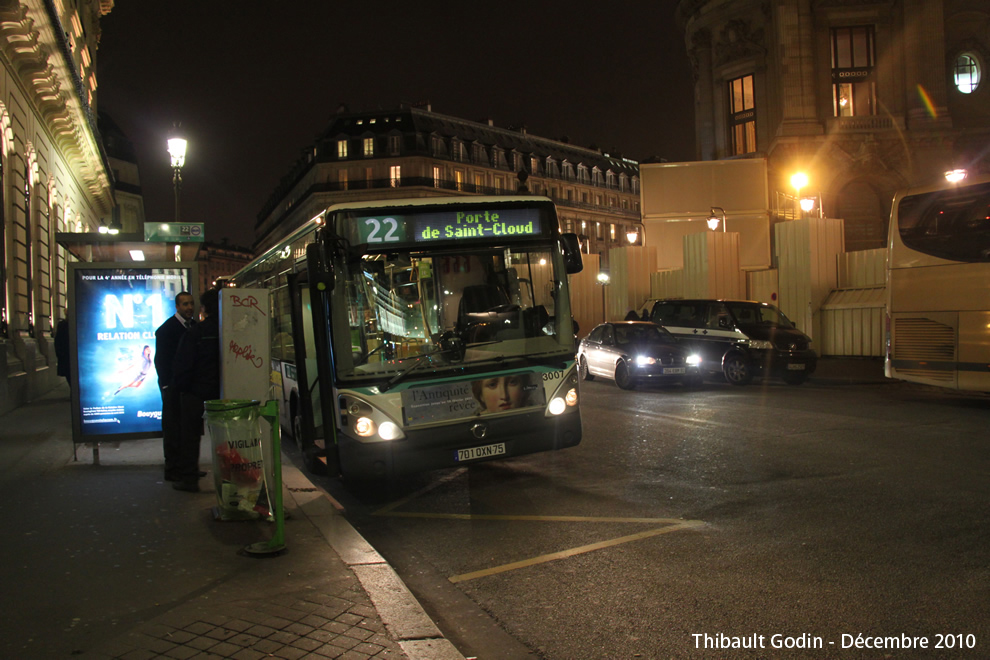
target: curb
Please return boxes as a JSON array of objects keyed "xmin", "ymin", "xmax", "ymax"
[{"xmin": 281, "ymin": 462, "xmax": 465, "ymax": 660}]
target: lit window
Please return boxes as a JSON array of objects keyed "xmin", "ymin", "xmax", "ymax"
[
  {"xmin": 363, "ymin": 137, "xmax": 374, "ymax": 157},
  {"xmin": 728, "ymin": 74, "xmax": 756, "ymax": 155},
  {"xmin": 831, "ymin": 26, "xmax": 876, "ymax": 116},
  {"xmin": 954, "ymin": 53, "xmax": 981, "ymax": 94},
  {"xmin": 337, "ymin": 139, "xmax": 348, "ymax": 158},
  {"xmin": 433, "ymin": 166, "xmax": 441, "ymax": 188},
  {"xmin": 390, "ymin": 165, "xmax": 401, "ymax": 187}
]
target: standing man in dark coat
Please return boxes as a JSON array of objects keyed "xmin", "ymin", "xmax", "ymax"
[
  {"xmin": 170, "ymin": 289, "xmax": 221, "ymax": 492},
  {"xmin": 155, "ymin": 291, "xmax": 196, "ymax": 481}
]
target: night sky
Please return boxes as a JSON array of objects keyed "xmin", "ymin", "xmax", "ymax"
[{"xmin": 96, "ymin": 1, "xmax": 696, "ymax": 247}]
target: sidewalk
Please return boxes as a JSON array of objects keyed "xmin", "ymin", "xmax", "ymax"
[{"xmin": 0, "ymin": 384, "xmax": 463, "ymax": 660}]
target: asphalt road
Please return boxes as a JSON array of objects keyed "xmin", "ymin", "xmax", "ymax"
[{"xmin": 311, "ymin": 378, "xmax": 990, "ymax": 659}]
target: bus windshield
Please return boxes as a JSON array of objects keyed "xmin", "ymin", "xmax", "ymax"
[
  {"xmin": 336, "ymin": 244, "xmax": 569, "ymax": 380},
  {"xmin": 897, "ymin": 181, "xmax": 990, "ymax": 262}
]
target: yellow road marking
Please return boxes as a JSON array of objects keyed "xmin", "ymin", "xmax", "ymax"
[
  {"xmin": 448, "ymin": 520, "xmax": 704, "ymax": 583},
  {"xmin": 371, "ymin": 470, "xmax": 706, "ymax": 583},
  {"xmin": 377, "ymin": 512, "xmax": 695, "ymax": 524}
]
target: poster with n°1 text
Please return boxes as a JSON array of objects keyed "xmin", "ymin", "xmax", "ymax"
[{"xmin": 72, "ymin": 265, "xmax": 194, "ymax": 439}]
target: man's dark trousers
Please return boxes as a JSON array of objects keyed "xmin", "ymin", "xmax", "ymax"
[{"xmin": 161, "ymin": 385, "xmax": 182, "ymax": 477}]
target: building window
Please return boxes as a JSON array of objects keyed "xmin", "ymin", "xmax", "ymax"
[
  {"xmin": 338, "ymin": 169, "xmax": 349, "ymax": 190},
  {"xmin": 954, "ymin": 53, "xmax": 982, "ymax": 94},
  {"xmin": 388, "ymin": 135, "xmax": 401, "ymax": 155},
  {"xmin": 728, "ymin": 74, "xmax": 756, "ymax": 155},
  {"xmin": 363, "ymin": 137, "xmax": 374, "ymax": 157},
  {"xmin": 455, "ymin": 170, "xmax": 465, "ymax": 191},
  {"xmin": 390, "ymin": 165, "xmax": 401, "ymax": 187},
  {"xmin": 831, "ymin": 26, "xmax": 876, "ymax": 116},
  {"xmin": 433, "ymin": 165, "xmax": 442, "ymax": 188},
  {"xmin": 337, "ymin": 139, "xmax": 348, "ymax": 159}
]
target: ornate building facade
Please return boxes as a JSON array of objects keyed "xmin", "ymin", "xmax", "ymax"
[
  {"xmin": 0, "ymin": 0, "xmax": 115, "ymax": 413},
  {"xmin": 254, "ymin": 105, "xmax": 642, "ymax": 267},
  {"xmin": 678, "ymin": 0, "xmax": 990, "ymax": 251}
]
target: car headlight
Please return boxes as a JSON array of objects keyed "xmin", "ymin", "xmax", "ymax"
[
  {"xmin": 635, "ymin": 355, "xmax": 656, "ymax": 366},
  {"xmin": 748, "ymin": 339, "xmax": 774, "ymax": 350},
  {"xmin": 686, "ymin": 354, "xmax": 702, "ymax": 366}
]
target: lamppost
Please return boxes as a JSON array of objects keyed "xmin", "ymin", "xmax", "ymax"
[
  {"xmin": 168, "ymin": 132, "xmax": 187, "ymax": 223},
  {"xmin": 790, "ymin": 172, "xmax": 808, "ymax": 218},
  {"xmin": 707, "ymin": 207, "xmax": 726, "ymax": 232},
  {"xmin": 597, "ymin": 271, "xmax": 610, "ymax": 322}
]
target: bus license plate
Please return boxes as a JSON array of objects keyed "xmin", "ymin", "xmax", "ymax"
[
  {"xmin": 662, "ymin": 367, "xmax": 686, "ymax": 375},
  {"xmin": 456, "ymin": 443, "xmax": 506, "ymax": 462},
  {"xmin": 787, "ymin": 363, "xmax": 806, "ymax": 370}
]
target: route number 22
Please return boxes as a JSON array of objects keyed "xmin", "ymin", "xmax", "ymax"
[{"xmin": 365, "ymin": 217, "xmax": 400, "ymax": 242}]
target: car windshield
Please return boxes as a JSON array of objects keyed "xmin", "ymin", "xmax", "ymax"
[
  {"xmin": 725, "ymin": 302, "xmax": 794, "ymax": 328},
  {"xmin": 614, "ymin": 324, "xmax": 672, "ymax": 345}
]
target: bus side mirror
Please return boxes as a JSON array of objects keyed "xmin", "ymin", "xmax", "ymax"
[
  {"xmin": 306, "ymin": 242, "xmax": 335, "ymax": 291},
  {"xmin": 560, "ymin": 233, "xmax": 583, "ymax": 274}
]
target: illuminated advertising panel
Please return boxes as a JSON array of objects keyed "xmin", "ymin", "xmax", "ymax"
[
  {"xmin": 342, "ymin": 207, "xmax": 545, "ymax": 246},
  {"xmin": 68, "ymin": 263, "xmax": 196, "ymax": 442}
]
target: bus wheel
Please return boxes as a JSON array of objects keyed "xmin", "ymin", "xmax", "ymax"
[
  {"xmin": 723, "ymin": 355, "xmax": 753, "ymax": 386},
  {"xmin": 579, "ymin": 355, "xmax": 594, "ymax": 381},
  {"xmin": 614, "ymin": 361, "xmax": 636, "ymax": 390}
]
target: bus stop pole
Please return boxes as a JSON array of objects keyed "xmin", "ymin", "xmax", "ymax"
[{"xmin": 245, "ymin": 400, "xmax": 286, "ymax": 556}]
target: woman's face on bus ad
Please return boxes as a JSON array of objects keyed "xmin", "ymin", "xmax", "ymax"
[{"xmin": 476, "ymin": 375, "xmax": 527, "ymax": 413}]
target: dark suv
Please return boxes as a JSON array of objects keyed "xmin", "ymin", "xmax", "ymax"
[{"xmin": 647, "ymin": 299, "xmax": 817, "ymax": 385}]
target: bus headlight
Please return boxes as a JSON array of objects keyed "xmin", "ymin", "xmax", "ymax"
[
  {"xmin": 686, "ymin": 354, "xmax": 701, "ymax": 366},
  {"xmin": 378, "ymin": 421, "xmax": 401, "ymax": 440},
  {"xmin": 355, "ymin": 416, "xmax": 376, "ymax": 437},
  {"xmin": 548, "ymin": 397, "xmax": 567, "ymax": 415},
  {"xmin": 565, "ymin": 387, "xmax": 578, "ymax": 407}
]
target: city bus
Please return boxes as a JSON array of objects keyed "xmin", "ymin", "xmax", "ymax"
[
  {"xmin": 229, "ymin": 196, "xmax": 584, "ymax": 478},
  {"xmin": 885, "ymin": 174, "xmax": 990, "ymax": 391}
]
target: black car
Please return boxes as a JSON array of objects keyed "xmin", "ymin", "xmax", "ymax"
[
  {"xmin": 646, "ymin": 299, "xmax": 817, "ymax": 385},
  {"xmin": 577, "ymin": 321, "xmax": 703, "ymax": 390}
]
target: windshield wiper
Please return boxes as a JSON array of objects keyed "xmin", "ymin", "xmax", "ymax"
[{"xmin": 379, "ymin": 353, "xmax": 435, "ymax": 393}]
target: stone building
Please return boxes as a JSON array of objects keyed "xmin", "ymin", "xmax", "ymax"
[
  {"xmin": 254, "ymin": 105, "xmax": 642, "ymax": 267},
  {"xmin": 677, "ymin": 0, "xmax": 990, "ymax": 251},
  {"xmin": 195, "ymin": 240, "xmax": 252, "ymax": 294},
  {"xmin": 0, "ymin": 0, "xmax": 115, "ymax": 414}
]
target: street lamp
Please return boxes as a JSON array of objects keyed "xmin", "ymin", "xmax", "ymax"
[
  {"xmin": 945, "ymin": 169, "xmax": 968, "ymax": 183},
  {"xmin": 707, "ymin": 207, "xmax": 726, "ymax": 232},
  {"xmin": 597, "ymin": 271, "xmax": 610, "ymax": 322},
  {"xmin": 626, "ymin": 221, "xmax": 645, "ymax": 245},
  {"xmin": 790, "ymin": 172, "xmax": 808, "ymax": 218},
  {"xmin": 168, "ymin": 132, "xmax": 187, "ymax": 223}
]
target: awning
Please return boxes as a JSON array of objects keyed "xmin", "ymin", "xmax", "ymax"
[{"xmin": 56, "ymin": 232, "xmax": 202, "ymax": 263}]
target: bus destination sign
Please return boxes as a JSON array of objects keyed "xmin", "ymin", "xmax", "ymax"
[{"xmin": 348, "ymin": 208, "xmax": 543, "ymax": 245}]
